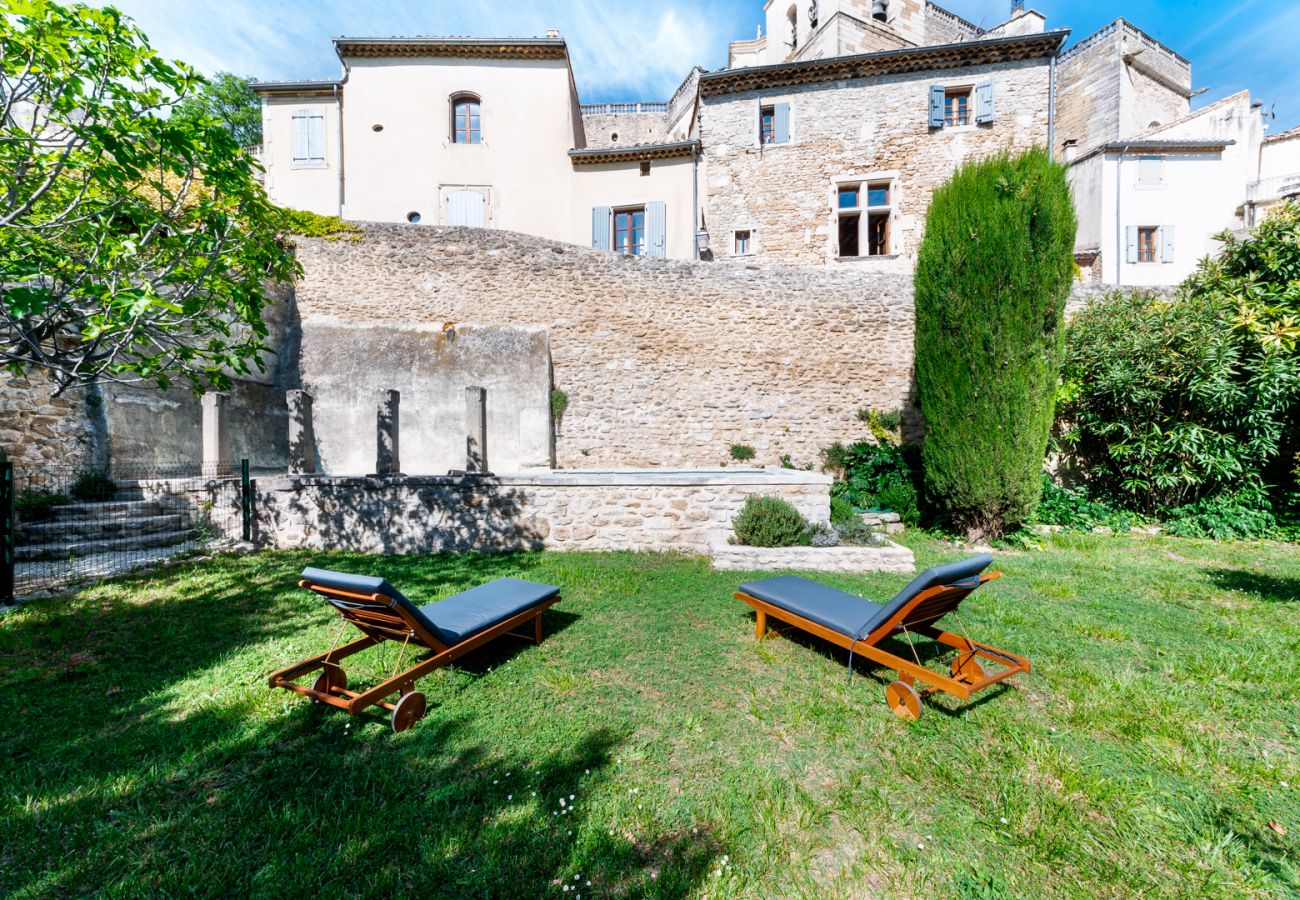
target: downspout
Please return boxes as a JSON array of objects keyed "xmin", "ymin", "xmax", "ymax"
[
  {"xmin": 1115, "ymin": 144, "xmax": 1129, "ymax": 286},
  {"xmin": 333, "ymin": 83, "xmax": 343, "ymax": 217},
  {"xmin": 1047, "ymin": 53, "xmax": 1057, "ymax": 161},
  {"xmin": 691, "ymin": 142, "xmax": 700, "ymax": 260}
]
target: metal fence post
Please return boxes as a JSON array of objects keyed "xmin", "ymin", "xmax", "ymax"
[
  {"xmin": 240, "ymin": 459, "xmax": 252, "ymax": 543},
  {"xmin": 1, "ymin": 462, "xmax": 14, "ymax": 604}
]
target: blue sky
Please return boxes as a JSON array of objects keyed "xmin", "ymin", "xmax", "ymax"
[{"xmin": 110, "ymin": 0, "xmax": 1300, "ymax": 131}]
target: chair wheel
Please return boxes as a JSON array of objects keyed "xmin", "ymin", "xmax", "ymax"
[
  {"xmin": 886, "ymin": 681, "xmax": 923, "ymax": 720},
  {"xmin": 311, "ymin": 667, "xmax": 347, "ymax": 700},
  {"xmin": 391, "ymin": 691, "xmax": 427, "ymax": 733},
  {"xmin": 951, "ymin": 654, "xmax": 987, "ymax": 686}
]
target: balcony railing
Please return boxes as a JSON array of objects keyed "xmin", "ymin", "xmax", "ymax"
[{"xmin": 1247, "ymin": 173, "xmax": 1300, "ymax": 204}]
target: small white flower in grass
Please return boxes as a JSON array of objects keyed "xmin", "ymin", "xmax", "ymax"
[
  {"xmin": 508, "ymin": 795, "xmax": 512, "ymax": 801},
  {"xmin": 575, "ymin": 875, "xmax": 581, "ymax": 881},
  {"xmin": 587, "ymin": 882, "xmax": 592, "ymax": 887},
  {"xmin": 570, "ymin": 794, "xmax": 575, "ymax": 800},
  {"xmin": 493, "ymin": 780, "xmax": 499, "ymax": 784},
  {"xmin": 1000, "ymin": 817, "xmax": 1008, "ymax": 825},
  {"xmin": 560, "ymin": 798, "xmax": 566, "ymax": 807},
  {"xmin": 1283, "ymin": 781, "xmax": 1290, "ymax": 788},
  {"xmin": 713, "ymin": 870, "xmax": 721, "ymax": 877},
  {"xmin": 585, "ymin": 769, "xmax": 590, "ymax": 774},
  {"xmin": 563, "ymin": 887, "xmax": 570, "ymax": 893},
  {"xmin": 651, "ymin": 873, "xmax": 657, "ymax": 880},
  {"xmin": 917, "ymin": 843, "xmax": 924, "ymax": 851}
]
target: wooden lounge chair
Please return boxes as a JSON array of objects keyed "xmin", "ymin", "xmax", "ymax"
[
  {"xmin": 735, "ymin": 554, "xmax": 1029, "ymax": 719},
  {"xmin": 269, "ymin": 567, "xmax": 561, "ymax": 731}
]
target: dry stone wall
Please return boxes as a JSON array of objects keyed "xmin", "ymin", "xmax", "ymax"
[
  {"xmin": 0, "ymin": 369, "xmax": 98, "ymax": 470},
  {"xmin": 293, "ymin": 224, "xmax": 916, "ymax": 469}
]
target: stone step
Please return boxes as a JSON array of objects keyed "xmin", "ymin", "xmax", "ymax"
[
  {"xmin": 47, "ymin": 500, "xmax": 167, "ymax": 520},
  {"xmin": 16, "ymin": 528, "xmax": 197, "ymax": 562},
  {"xmin": 18, "ymin": 512, "xmax": 188, "ymax": 541}
]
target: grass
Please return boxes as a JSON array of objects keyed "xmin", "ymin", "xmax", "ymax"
[{"xmin": 1, "ymin": 533, "xmax": 1297, "ymax": 897}]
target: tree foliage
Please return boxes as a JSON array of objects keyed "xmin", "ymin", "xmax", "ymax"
[
  {"xmin": 172, "ymin": 71, "xmax": 263, "ymax": 151},
  {"xmin": 0, "ymin": 0, "xmax": 299, "ymax": 393},
  {"xmin": 913, "ymin": 148, "xmax": 1077, "ymax": 541},
  {"xmin": 1059, "ymin": 202, "xmax": 1300, "ymax": 515}
]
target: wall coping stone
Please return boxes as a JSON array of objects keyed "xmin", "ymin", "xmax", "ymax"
[
  {"xmin": 261, "ymin": 466, "xmax": 831, "ymax": 491},
  {"xmin": 708, "ymin": 538, "xmax": 916, "ymax": 575}
]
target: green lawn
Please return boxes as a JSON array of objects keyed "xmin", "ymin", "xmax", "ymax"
[{"xmin": 1, "ymin": 534, "xmax": 1297, "ymax": 898}]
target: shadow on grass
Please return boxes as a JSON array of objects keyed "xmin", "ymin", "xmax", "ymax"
[
  {"xmin": 1204, "ymin": 568, "xmax": 1299, "ymax": 603},
  {"xmin": 0, "ymin": 551, "xmax": 721, "ymax": 897}
]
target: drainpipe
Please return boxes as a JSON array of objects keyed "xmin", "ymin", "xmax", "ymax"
[
  {"xmin": 1047, "ymin": 54, "xmax": 1057, "ymax": 161},
  {"xmin": 691, "ymin": 142, "xmax": 700, "ymax": 260},
  {"xmin": 1115, "ymin": 144, "xmax": 1129, "ymax": 286},
  {"xmin": 333, "ymin": 83, "xmax": 344, "ymax": 217}
]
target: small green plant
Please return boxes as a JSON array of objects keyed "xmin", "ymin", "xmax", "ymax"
[
  {"xmin": 729, "ymin": 444, "xmax": 757, "ymax": 462},
  {"xmin": 281, "ymin": 207, "xmax": 365, "ymax": 242},
  {"xmin": 1032, "ymin": 474, "xmax": 1141, "ymax": 533},
  {"xmin": 732, "ymin": 495, "xmax": 811, "ymax": 547},
  {"xmin": 825, "ymin": 441, "xmax": 921, "ymax": 526},
  {"xmin": 830, "ymin": 494, "xmax": 857, "ymax": 526},
  {"xmin": 15, "ymin": 490, "xmax": 69, "ymax": 522},
  {"xmin": 1163, "ymin": 492, "xmax": 1278, "ymax": 541},
  {"xmin": 855, "ymin": 409, "xmax": 903, "ymax": 445},
  {"xmin": 778, "ymin": 453, "xmax": 794, "ymax": 469},
  {"xmin": 550, "ymin": 388, "xmax": 569, "ymax": 424},
  {"xmin": 70, "ymin": 471, "xmax": 116, "ymax": 502}
]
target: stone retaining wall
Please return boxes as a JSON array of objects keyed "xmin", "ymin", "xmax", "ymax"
[
  {"xmin": 212, "ymin": 468, "xmax": 833, "ymax": 555},
  {"xmin": 0, "ymin": 369, "xmax": 97, "ymax": 470},
  {"xmin": 293, "ymin": 225, "xmax": 917, "ymax": 470}
]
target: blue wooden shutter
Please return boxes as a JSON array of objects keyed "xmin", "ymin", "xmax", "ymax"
[
  {"xmin": 975, "ymin": 81, "xmax": 995, "ymax": 124},
  {"xmin": 307, "ymin": 112, "xmax": 326, "ymax": 164},
  {"xmin": 773, "ymin": 102, "xmax": 790, "ymax": 144},
  {"xmin": 646, "ymin": 202, "xmax": 667, "ymax": 258},
  {"xmin": 1161, "ymin": 225, "xmax": 1176, "ymax": 263},
  {"xmin": 592, "ymin": 206, "xmax": 612, "ymax": 250},
  {"xmin": 928, "ymin": 85, "xmax": 945, "ymax": 128},
  {"xmin": 292, "ymin": 109, "xmax": 309, "ymax": 163},
  {"xmin": 1126, "ymin": 226, "xmax": 1139, "ymax": 264}
]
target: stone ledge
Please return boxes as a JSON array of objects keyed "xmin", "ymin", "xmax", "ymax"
[{"xmin": 708, "ymin": 539, "xmax": 915, "ymax": 574}]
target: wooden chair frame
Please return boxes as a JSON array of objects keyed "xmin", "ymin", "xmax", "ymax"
[
  {"xmin": 269, "ymin": 579, "xmax": 560, "ymax": 731},
  {"xmin": 736, "ymin": 572, "xmax": 1029, "ymax": 718}
]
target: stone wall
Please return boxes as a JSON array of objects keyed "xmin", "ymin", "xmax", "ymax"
[
  {"xmin": 0, "ymin": 369, "xmax": 98, "ymax": 470},
  {"xmin": 699, "ymin": 57, "xmax": 1051, "ymax": 269},
  {"xmin": 1056, "ymin": 27, "xmax": 1122, "ymax": 155},
  {"xmin": 293, "ymin": 224, "xmax": 916, "ymax": 469},
  {"xmin": 219, "ymin": 468, "xmax": 832, "ymax": 555}
]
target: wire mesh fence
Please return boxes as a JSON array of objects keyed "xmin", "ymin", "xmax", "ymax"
[{"xmin": 1, "ymin": 460, "xmax": 253, "ymax": 601}]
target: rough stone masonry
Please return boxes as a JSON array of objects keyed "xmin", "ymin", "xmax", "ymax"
[{"xmin": 292, "ymin": 223, "xmax": 917, "ymax": 470}]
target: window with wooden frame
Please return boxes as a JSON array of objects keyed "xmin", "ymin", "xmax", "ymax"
[
  {"xmin": 1137, "ymin": 226, "xmax": 1158, "ymax": 263},
  {"xmin": 614, "ymin": 207, "xmax": 647, "ymax": 256},
  {"xmin": 734, "ymin": 229, "xmax": 753, "ymax": 255},
  {"xmin": 451, "ymin": 95, "xmax": 481, "ymax": 144},
  {"xmin": 640, "ymin": 160, "xmax": 651, "ymax": 177},
  {"xmin": 760, "ymin": 105, "xmax": 776, "ymax": 145},
  {"xmin": 944, "ymin": 88, "xmax": 971, "ymax": 127},
  {"xmin": 836, "ymin": 181, "xmax": 892, "ymax": 258}
]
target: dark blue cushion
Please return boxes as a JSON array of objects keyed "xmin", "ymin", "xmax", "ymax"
[
  {"xmin": 740, "ymin": 554, "xmax": 994, "ymax": 640},
  {"xmin": 417, "ymin": 577, "xmax": 560, "ymax": 646},
  {"xmin": 301, "ymin": 568, "xmax": 559, "ymax": 646}
]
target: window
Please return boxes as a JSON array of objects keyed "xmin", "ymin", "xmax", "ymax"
[
  {"xmin": 291, "ymin": 109, "xmax": 326, "ymax": 167},
  {"xmin": 640, "ymin": 160, "xmax": 651, "ymax": 177},
  {"xmin": 614, "ymin": 207, "xmax": 646, "ymax": 256},
  {"xmin": 836, "ymin": 181, "xmax": 892, "ymax": 258},
  {"xmin": 451, "ymin": 95, "xmax": 481, "ymax": 144},
  {"xmin": 944, "ymin": 88, "xmax": 971, "ymax": 127},
  {"xmin": 735, "ymin": 229, "xmax": 752, "ymax": 255},
  {"xmin": 1137, "ymin": 226, "xmax": 1158, "ymax": 263},
  {"xmin": 759, "ymin": 102, "xmax": 790, "ymax": 145},
  {"xmin": 1138, "ymin": 155, "xmax": 1163, "ymax": 186}
]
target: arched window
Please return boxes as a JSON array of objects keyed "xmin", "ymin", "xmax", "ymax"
[{"xmin": 451, "ymin": 94, "xmax": 481, "ymax": 144}]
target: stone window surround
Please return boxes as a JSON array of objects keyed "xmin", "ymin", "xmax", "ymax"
[
  {"xmin": 443, "ymin": 89, "xmax": 489, "ymax": 149},
  {"xmin": 830, "ymin": 170, "xmax": 899, "ymax": 261},
  {"xmin": 731, "ymin": 226, "xmax": 758, "ymax": 256},
  {"xmin": 751, "ymin": 95, "xmax": 797, "ymax": 149}
]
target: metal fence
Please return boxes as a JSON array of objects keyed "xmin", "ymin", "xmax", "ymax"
[{"xmin": 0, "ymin": 460, "xmax": 254, "ymax": 602}]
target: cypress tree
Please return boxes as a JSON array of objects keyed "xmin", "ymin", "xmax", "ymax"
[{"xmin": 914, "ymin": 148, "xmax": 1077, "ymax": 541}]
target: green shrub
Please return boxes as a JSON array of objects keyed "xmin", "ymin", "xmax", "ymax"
[
  {"xmin": 550, "ymin": 388, "xmax": 569, "ymax": 423},
  {"xmin": 855, "ymin": 409, "xmax": 903, "ymax": 445},
  {"xmin": 914, "ymin": 148, "xmax": 1076, "ymax": 541},
  {"xmin": 732, "ymin": 495, "xmax": 810, "ymax": 547},
  {"xmin": 70, "ymin": 471, "xmax": 116, "ymax": 502},
  {"xmin": 825, "ymin": 441, "xmax": 920, "ymax": 526},
  {"xmin": 1059, "ymin": 203, "xmax": 1300, "ymax": 521},
  {"xmin": 729, "ymin": 444, "xmax": 756, "ymax": 462},
  {"xmin": 281, "ymin": 207, "xmax": 364, "ymax": 242},
  {"xmin": 1163, "ymin": 492, "xmax": 1278, "ymax": 541},
  {"xmin": 15, "ymin": 490, "xmax": 69, "ymax": 522},
  {"xmin": 830, "ymin": 494, "xmax": 857, "ymax": 526},
  {"xmin": 1032, "ymin": 475, "xmax": 1142, "ymax": 533}
]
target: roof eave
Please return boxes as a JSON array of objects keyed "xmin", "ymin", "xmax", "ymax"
[{"xmin": 568, "ymin": 140, "xmax": 701, "ymax": 164}]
